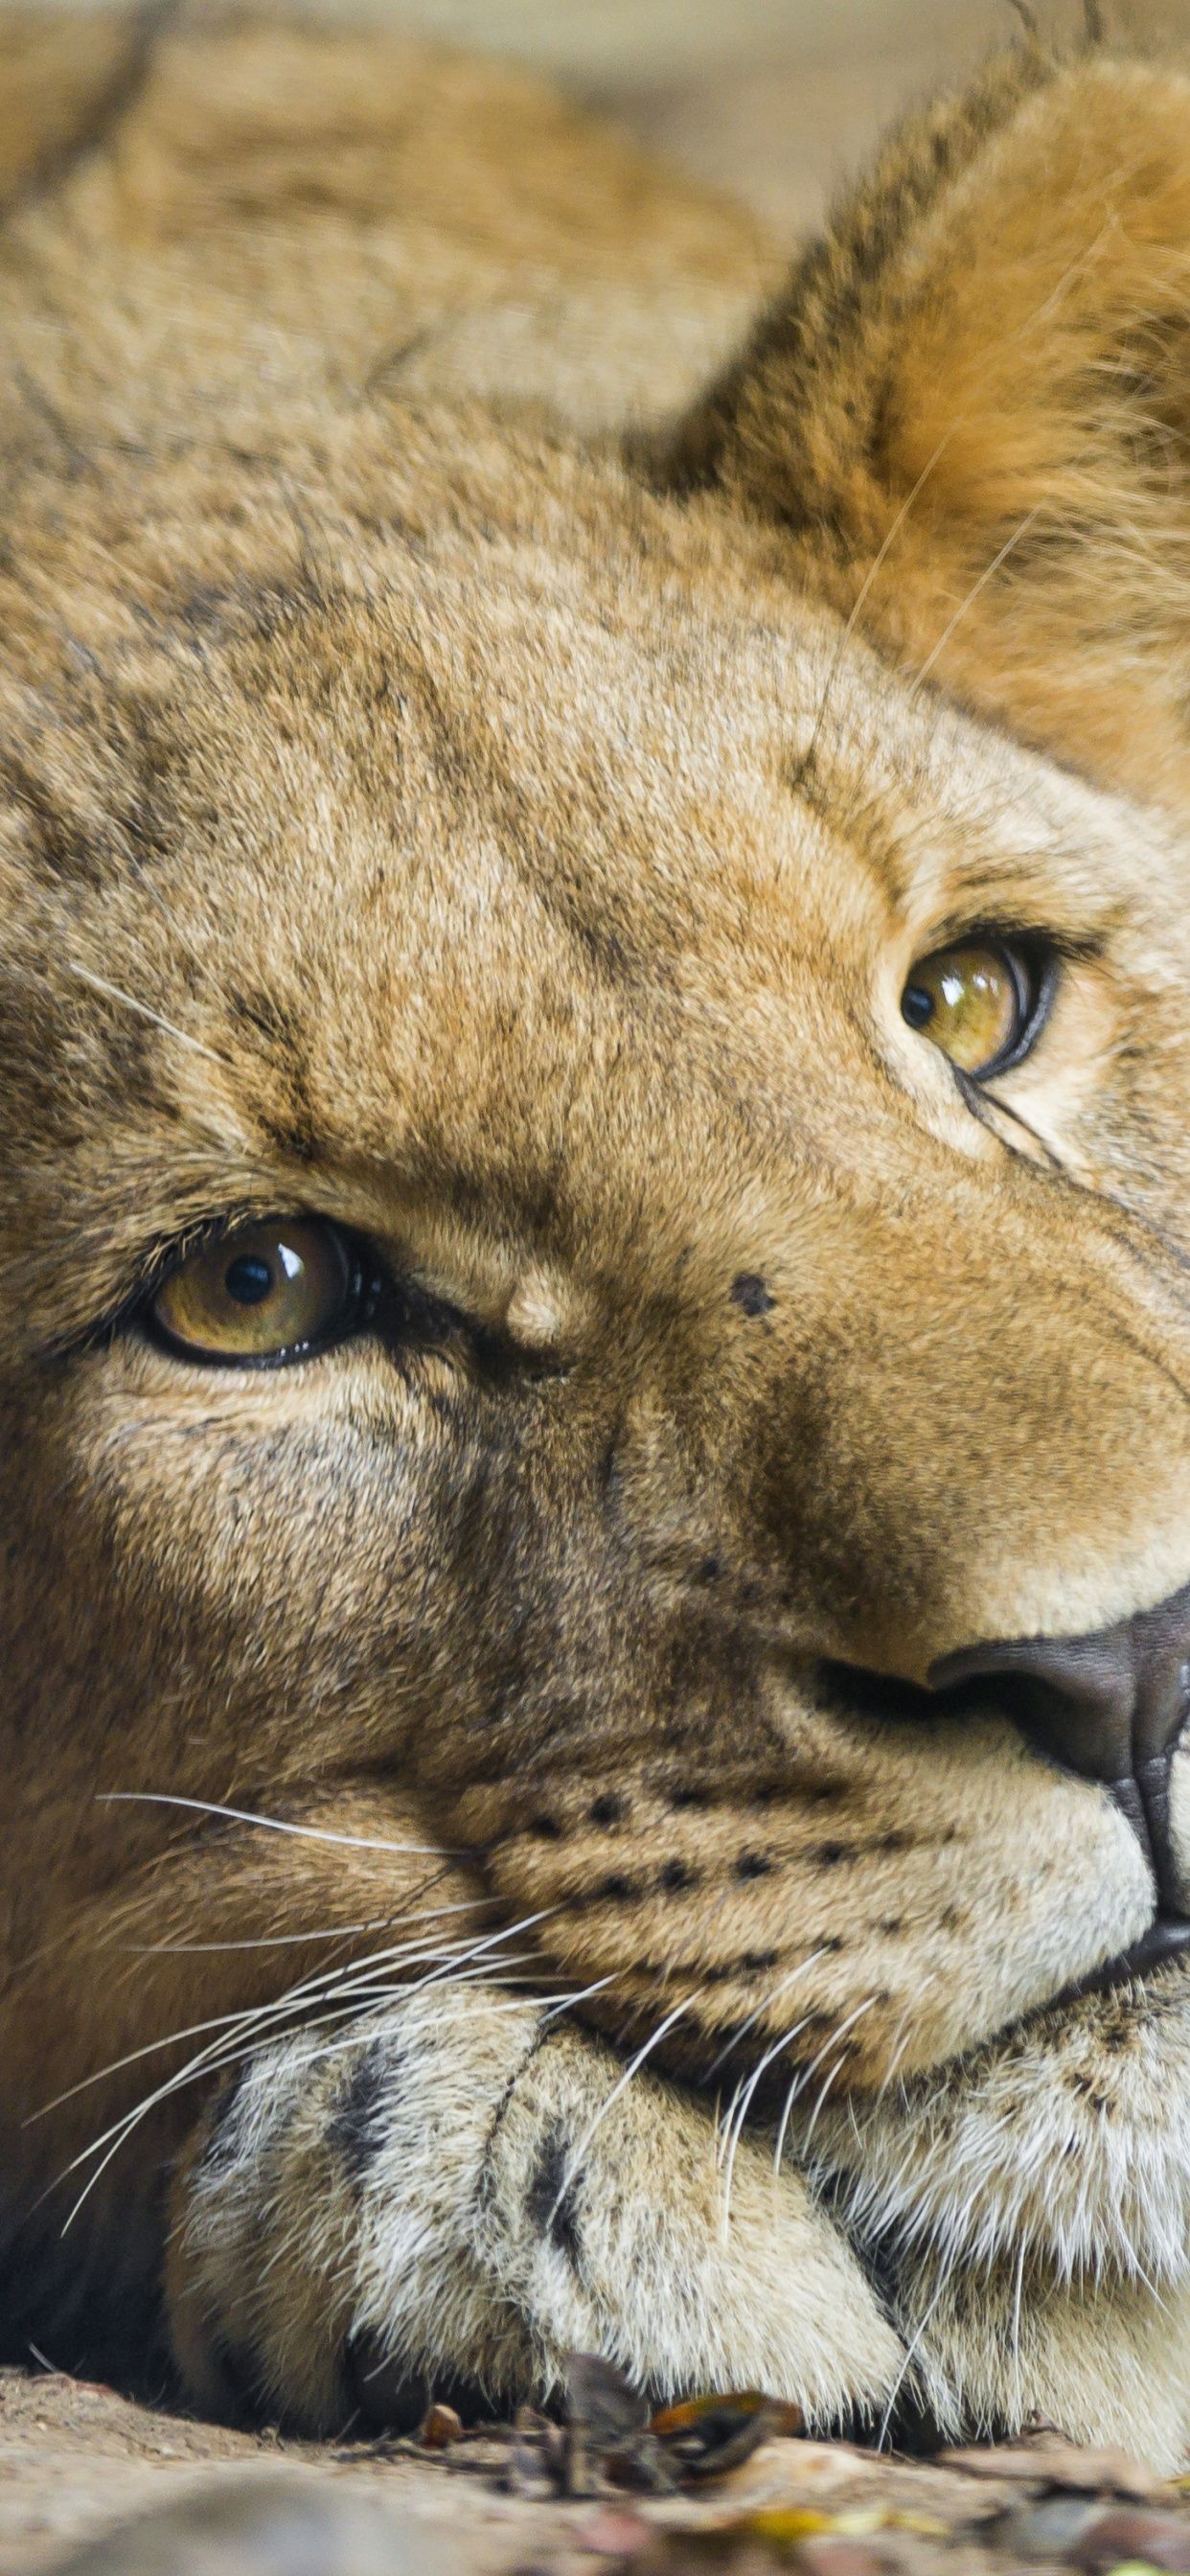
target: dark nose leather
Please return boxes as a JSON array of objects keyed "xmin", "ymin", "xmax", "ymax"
[{"xmin": 930, "ymin": 1575, "xmax": 1190, "ymax": 1898}]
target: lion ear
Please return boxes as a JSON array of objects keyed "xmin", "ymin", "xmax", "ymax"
[{"xmin": 669, "ymin": 45, "xmax": 1190, "ymax": 815}]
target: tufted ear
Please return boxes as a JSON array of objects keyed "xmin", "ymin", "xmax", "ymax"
[{"xmin": 668, "ymin": 39, "xmax": 1190, "ymax": 816}]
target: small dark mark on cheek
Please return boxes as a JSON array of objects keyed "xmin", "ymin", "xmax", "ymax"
[
  {"xmin": 814, "ymin": 1842, "xmax": 850, "ymax": 1867},
  {"xmin": 696, "ymin": 1554, "xmax": 723, "ymax": 1584},
  {"xmin": 735, "ymin": 1851, "xmax": 773, "ymax": 1881},
  {"xmin": 659, "ymin": 1858, "xmax": 698, "ymax": 1893},
  {"xmin": 668, "ymin": 1783, "xmax": 710, "ymax": 1811},
  {"xmin": 704, "ymin": 1937, "xmax": 836, "ymax": 1983},
  {"xmin": 588, "ymin": 1793, "xmax": 625, "ymax": 1828},
  {"xmin": 528, "ymin": 1813, "xmax": 562, "ymax": 1841},
  {"xmin": 596, "ymin": 1872, "xmax": 640, "ymax": 1903},
  {"xmin": 877, "ymin": 1916, "xmax": 904, "ymax": 1937},
  {"xmin": 730, "ymin": 1273, "xmax": 775, "ymax": 1317}
]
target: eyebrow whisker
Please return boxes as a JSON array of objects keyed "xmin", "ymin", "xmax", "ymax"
[{"xmin": 65, "ymin": 962, "xmax": 228, "ymax": 1068}]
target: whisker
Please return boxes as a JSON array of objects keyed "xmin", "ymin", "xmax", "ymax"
[
  {"xmin": 41, "ymin": 1997, "xmax": 366, "ymax": 2226},
  {"xmin": 770, "ymin": 1994, "xmax": 880, "ymax": 2173},
  {"xmin": 874, "ymin": 1974, "xmax": 936, "ymax": 2107},
  {"xmin": 130, "ymin": 1896, "xmax": 495, "ymax": 1954},
  {"xmin": 802, "ymin": 1995, "xmax": 880, "ymax": 2142},
  {"xmin": 65, "ymin": 965, "xmax": 228, "ymax": 1069},
  {"xmin": 802, "ymin": 2045, "xmax": 856, "ymax": 2152},
  {"xmin": 910, "ymin": 503, "xmax": 1044, "ymax": 695},
  {"xmin": 30, "ymin": 1938, "xmax": 469, "ymax": 2123},
  {"xmin": 772, "ymin": 2066, "xmax": 802, "ymax": 2180},
  {"xmin": 535, "ymin": 1974, "xmax": 617, "ymax": 2024},
  {"xmin": 1010, "ymin": 2238, "xmax": 1026, "ymax": 2425},
  {"xmin": 128, "ymin": 1919, "xmax": 397, "ymax": 1956},
  {"xmin": 720, "ymin": 2015, "xmax": 815, "ymax": 2223},
  {"xmin": 876, "ymin": 2263, "xmax": 951, "ymax": 2452},
  {"xmin": 717, "ymin": 2069, "xmax": 747, "ymax": 2173},
  {"xmin": 54, "ymin": 1952, "xmax": 538, "ymax": 2234},
  {"xmin": 790, "ymin": 426, "xmax": 959, "ymax": 792},
  {"xmin": 34, "ymin": 1902, "xmax": 558, "ymax": 2128},
  {"xmin": 703, "ymin": 1947, "xmax": 831, "ymax": 2084},
  {"xmin": 549, "ymin": 1990, "xmax": 702, "ymax": 2228},
  {"xmin": 98, "ymin": 1791, "xmax": 451, "ymax": 1858}
]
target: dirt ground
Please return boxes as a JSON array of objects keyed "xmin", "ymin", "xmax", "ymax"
[
  {"xmin": 8, "ymin": 2362, "xmax": 1190, "ymax": 2575},
  {"xmin": 7, "ymin": 0, "xmax": 1190, "ymax": 2564}
]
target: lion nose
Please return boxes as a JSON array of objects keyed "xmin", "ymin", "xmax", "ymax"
[{"xmin": 930, "ymin": 1576, "xmax": 1190, "ymax": 1899}]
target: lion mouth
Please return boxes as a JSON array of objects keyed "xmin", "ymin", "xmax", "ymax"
[{"xmin": 1042, "ymin": 1910, "xmax": 1190, "ymax": 2017}]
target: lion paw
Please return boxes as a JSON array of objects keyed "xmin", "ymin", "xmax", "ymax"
[{"xmin": 167, "ymin": 1990, "xmax": 904, "ymax": 2434}]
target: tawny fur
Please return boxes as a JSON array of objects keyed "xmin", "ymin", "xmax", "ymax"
[{"xmin": 3, "ymin": 2, "xmax": 1190, "ymax": 2464}]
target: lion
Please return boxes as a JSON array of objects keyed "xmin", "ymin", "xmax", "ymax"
[{"xmin": 2, "ymin": 0, "xmax": 1190, "ymax": 2472}]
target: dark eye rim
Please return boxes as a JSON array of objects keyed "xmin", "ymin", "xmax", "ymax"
[
  {"xmin": 902, "ymin": 932, "xmax": 1060, "ymax": 1083},
  {"xmin": 144, "ymin": 1216, "xmax": 380, "ymax": 1371}
]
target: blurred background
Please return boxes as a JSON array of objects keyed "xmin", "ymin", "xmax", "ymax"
[
  {"xmin": 22, "ymin": 0, "xmax": 1184, "ymax": 234},
  {"xmin": 337, "ymin": 0, "xmax": 1183, "ymax": 235}
]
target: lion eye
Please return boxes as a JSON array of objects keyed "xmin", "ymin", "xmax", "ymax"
[
  {"xmin": 149, "ymin": 1218, "xmax": 359, "ymax": 1366},
  {"xmin": 901, "ymin": 938, "xmax": 1047, "ymax": 1079}
]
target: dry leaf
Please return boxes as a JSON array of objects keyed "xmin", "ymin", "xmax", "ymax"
[{"xmin": 649, "ymin": 2391, "xmax": 802, "ymax": 2481}]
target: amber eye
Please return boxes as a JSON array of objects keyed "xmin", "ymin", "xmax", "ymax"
[
  {"xmin": 149, "ymin": 1218, "xmax": 360, "ymax": 1366},
  {"xmin": 901, "ymin": 938, "xmax": 1049, "ymax": 1079}
]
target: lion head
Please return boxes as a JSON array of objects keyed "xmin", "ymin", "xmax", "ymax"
[{"xmin": 3, "ymin": 14, "xmax": 1190, "ymax": 2427}]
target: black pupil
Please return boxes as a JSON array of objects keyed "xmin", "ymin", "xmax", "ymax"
[
  {"xmin": 224, "ymin": 1253, "xmax": 278, "ymax": 1307},
  {"xmin": 902, "ymin": 984, "xmax": 935, "ymax": 1031}
]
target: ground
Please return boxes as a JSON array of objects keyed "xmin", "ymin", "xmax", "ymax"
[
  {"xmin": 7, "ymin": 2362, "xmax": 1190, "ymax": 2574},
  {"xmin": 8, "ymin": 0, "xmax": 1189, "ymax": 2564}
]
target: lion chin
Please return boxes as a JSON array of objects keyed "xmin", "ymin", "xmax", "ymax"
[{"xmin": 816, "ymin": 1968, "xmax": 1190, "ymax": 2293}]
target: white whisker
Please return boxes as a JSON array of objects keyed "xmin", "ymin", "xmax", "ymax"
[
  {"xmin": 98, "ymin": 1791, "xmax": 450, "ymax": 1858},
  {"xmin": 794, "ymin": 425, "xmax": 958, "ymax": 781},
  {"xmin": 39, "ymin": 1904, "xmax": 559, "ymax": 2194},
  {"xmin": 66, "ymin": 965, "xmax": 227, "ymax": 1068},
  {"xmin": 704, "ymin": 1946, "xmax": 830, "ymax": 2083},
  {"xmin": 802, "ymin": 1995, "xmax": 881, "ymax": 2148},
  {"xmin": 54, "ymin": 1951, "xmax": 537, "ymax": 2234},
  {"xmin": 550, "ymin": 1990, "xmax": 702, "ymax": 2227},
  {"xmin": 910, "ymin": 502, "xmax": 1044, "ymax": 694},
  {"xmin": 721, "ymin": 2015, "xmax": 814, "ymax": 2224},
  {"xmin": 131, "ymin": 1896, "xmax": 495, "ymax": 1955},
  {"xmin": 876, "ymin": 2260, "xmax": 951, "ymax": 2452}
]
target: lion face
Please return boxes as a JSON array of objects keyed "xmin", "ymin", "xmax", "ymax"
[
  {"xmin": 4, "ymin": 34, "xmax": 1190, "ymax": 2339},
  {"xmin": 5, "ymin": 380, "xmax": 1190, "ymax": 2294}
]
